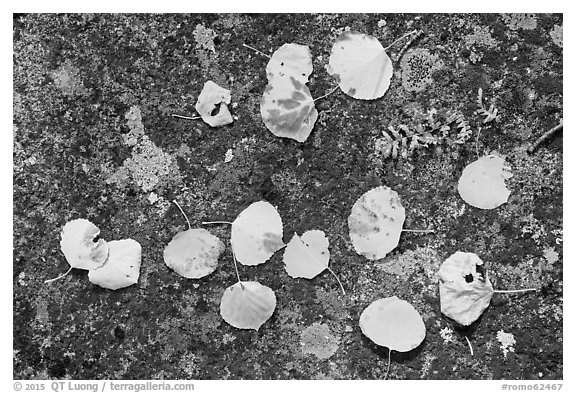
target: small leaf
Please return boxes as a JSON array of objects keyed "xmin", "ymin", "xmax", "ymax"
[
  {"xmin": 220, "ymin": 281, "xmax": 276, "ymax": 330},
  {"xmin": 283, "ymin": 230, "xmax": 329, "ymax": 278},
  {"xmin": 458, "ymin": 155, "xmax": 513, "ymax": 209},
  {"xmin": 266, "ymin": 43, "xmax": 313, "ymax": 83},
  {"xmin": 438, "ymin": 251, "xmax": 494, "ymax": 326},
  {"xmin": 348, "ymin": 186, "xmax": 406, "ymax": 260},
  {"xmin": 231, "ymin": 201, "xmax": 285, "ymax": 266},
  {"xmin": 195, "ymin": 81, "xmax": 233, "ymax": 127},
  {"xmin": 359, "ymin": 296, "xmax": 426, "ymax": 352},
  {"xmin": 328, "ymin": 31, "xmax": 393, "ymax": 100},
  {"xmin": 60, "ymin": 218, "xmax": 109, "ymax": 270},
  {"xmin": 261, "ymin": 75, "xmax": 318, "ymax": 143},
  {"xmin": 88, "ymin": 239, "xmax": 142, "ymax": 290},
  {"xmin": 164, "ymin": 228, "xmax": 224, "ymax": 279}
]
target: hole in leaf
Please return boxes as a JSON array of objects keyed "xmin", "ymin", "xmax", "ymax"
[
  {"xmin": 464, "ymin": 274, "xmax": 474, "ymax": 283},
  {"xmin": 210, "ymin": 102, "xmax": 222, "ymax": 116},
  {"xmin": 475, "ymin": 264, "xmax": 486, "ymax": 279}
]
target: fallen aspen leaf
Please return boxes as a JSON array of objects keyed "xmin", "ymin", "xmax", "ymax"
[
  {"xmin": 328, "ymin": 31, "xmax": 393, "ymax": 100},
  {"xmin": 164, "ymin": 228, "xmax": 224, "ymax": 279},
  {"xmin": 88, "ymin": 239, "xmax": 142, "ymax": 290},
  {"xmin": 359, "ymin": 296, "xmax": 426, "ymax": 352},
  {"xmin": 60, "ymin": 219, "xmax": 109, "ymax": 270},
  {"xmin": 348, "ymin": 186, "xmax": 405, "ymax": 260},
  {"xmin": 438, "ymin": 251, "xmax": 494, "ymax": 326},
  {"xmin": 458, "ymin": 155, "xmax": 513, "ymax": 209},
  {"xmin": 261, "ymin": 76, "xmax": 318, "ymax": 142},
  {"xmin": 195, "ymin": 81, "xmax": 233, "ymax": 127},
  {"xmin": 266, "ymin": 43, "xmax": 313, "ymax": 83},
  {"xmin": 231, "ymin": 201, "xmax": 285, "ymax": 266},
  {"xmin": 220, "ymin": 281, "xmax": 276, "ymax": 330},
  {"xmin": 283, "ymin": 230, "xmax": 330, "ymax": 279}
]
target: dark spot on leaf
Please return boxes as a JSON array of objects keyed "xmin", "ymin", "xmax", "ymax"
[
  {"xmin": 290, "ymin": 77, "xmax": 303, "ymax": 91},
  {"xmin": 277, "ymin": 98, "xmax": 301, "ymax": 110}
]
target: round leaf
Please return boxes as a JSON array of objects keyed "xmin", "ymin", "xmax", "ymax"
[
  {"xmin": 220, "ymin": 281, "xmax": 276, "ymax": 330},
  {"xmin": 283, "ymin": 230, "xmax": 330, "ymax": 278},
  {"xmin": 348, "ymin": 186, "xmax": 405, "ymax": 260},
  {"xmin": 231, "ymin": 201, "xmax": 285, "ymax": 266},
  {"xmin": 458, "ymin": 155, "xmax": 513, "ymax": 209},
  {"xmin": 88, "ymin": 239, "xmax": 142, "ymax": 290},
  {"xmin": 60, "ymin": 218, "xmax": 109, "ymax": 270},
  {"xmin": 163, "ymin": 228, "xmax": 224, "ymax": 279},
  {"xmin": 438, "ymin": 251, "xmax": 494, "ymax": 326},
  {"xmin": 260, "ymin": 76, "xmax": 318, "ymax": 142},
  {"xmin": 328, "ymin": 31, "xmax": 393, "ymax": 100},
  {"xmin": 195, "ymin": 81, "xmax": 233, "ymax": 127},
  {"xmin": 266, "ymin": 43, "xmax": 313, "ymax": 83},
  {"xmin": 359, "ymin": 296, "xmax": 426, "ymax": 352}
]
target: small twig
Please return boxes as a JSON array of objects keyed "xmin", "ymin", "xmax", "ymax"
[
  {"xmin": 313, "ymin": 86, "xmax": 340, "ymax": 102},
  {"xmin": 384, "ymin": 29, "xmax": 418, "ymax": 51},
  {"xmin": 172, "ymin": 114, "xmax": 201, "ymax": 120},
  {"xmin": 242, "ymin": 43, "xmax": 271, "ymax": 59},
  {"xmin": 326, "ymin": 267, "xmax": 346, "ymax": 295},
  {"xmin": 44, "ymin": 266, "xmax": 73, "ymax": 284},
  {"xmin": 172, "ymin": 200, "xmax": 191, "ymax": 230},
  {"xmin": 465, "ymin": 336, "xmax": 474, "ymax": 356},
  {"xmin": 527, "ymin": 122, "xmax": 563, "ymax": 154},
  {"xmin": 393, "ymin": 29, "xmax": 423, "ymax": 62},
  {"xmin": 494, "ymin": 288, "xmax": 538, "ymax": 294}
]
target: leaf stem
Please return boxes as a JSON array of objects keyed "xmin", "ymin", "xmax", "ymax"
[
  {"xmin": 242, "ymin": 43, "xmax": 271, "ymax": 59},
  {"xmin": 475, "ymin": 126, "xmax": 482, "ymax": 159},
  {"xmin": 384, "ymin": 348, "xmax": 391, "ymax": 380},
  {"xmin": 402, "ymin": 229, "xmax": 435, "ymax": 233},
  {"xmin": 201, "ymin": 221, "xmax": 233, "ymax": 225},
  {"xmin": 465, "ymin": 336, "xmax": 474, "ymax": 356},
  {"xmin": 172, "ymin": 114, "xmax": 201, "ymax": 120},
  {"xmin": 383, "ymin": 29, "xmax": 419, "ymax": 51},
  {"xmin": 231, "ymin": 249, "xmax": 243, "ymax": 288},
  {"xmin": 313, "ymin": 86, "xmax": 340, "ymax": 102},
  {"xmin": 494, "ymin": 288, "xmax": 538, "ymax": 294},
  {"xmin": 44, "ymin": 266, "xmax": 73, "ymax": 284},
  {"xmin": 326, "ymin": 267, "xmax": 346, "ymax": 295},
  {"xmin": 172, "ymin": 200, "xmax": 191, "ymax": 230}
]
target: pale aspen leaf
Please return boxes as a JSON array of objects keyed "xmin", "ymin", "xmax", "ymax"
[
  {"xmin": 163, "ymin": 228, "xmax": 224, "ymax": 279},
  {"xmin": 458, "ymin": 155, "xmax": 513, "ymax": 209},
  {"xmin": 266, "ymin": 43, "xmax": 313, "ymax": 83},
  {"xmin": 88, "ymin": 239, "xmax": 142, "ymax": 290},
  {"xmin": 220, "ymin": 281, "xmax": 276, "ymax": 330},
  {"xmin": 348, "ymin": 186, "xmax": 405, "ymax": 260},
  {"xmin": 260, "ymin": 76, "xmax": 318, "ymax": 142},
  {"xmin": 60, "ymin": 218, "xmax": 109, "ymax": 270},
  {"xmin": 231, "ymin": 201, "xmax": 285, "ymax": 266},
  {"xmin": 283, "ymin": 230, "xmax": 329, "ymax": 278},
  {"xmin": 195, "ymin": 81, "xmax": 233, "ymax": 127},
  {"xmin": 359, "ymin": 296, "xmax": 426, "ymax": 352},
  {"xmin": 438, "ymin": 251, "xmax": 494, "ymax": 326},
  {"xmin": 328, "ymin": 31, "xmax": 393, "ymax": 100}
]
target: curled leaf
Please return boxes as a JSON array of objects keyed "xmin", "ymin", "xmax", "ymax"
[
  {"xmin": 328, "ymin": 31, "xmax": 393, "ymax": 100},
  {"xmin": 438, "ymin": 251, "xmax": 494, "ymax": 326},
  {"xmin": 458, "ymin": 155, "xmax": 513, "ymax": 209},
  {"xmin": 231, "ymin": 201, "xmax": 285, "ymax": 266},
  {"xmin": 88, "ymin": 239, "xmax": 142, "ymax": 290},
  {"xmin": 60, "ymin": 218, "xmax": 109, "ymax": 270},
  {"xmin": 283, "ymin": 230, "xmax": 329, "ymax": 279},
  {"xmin": 195, "ymin": 81, "xmax": 233, "ymax": 127},
  {"xmin": 359, "ymin": 296, "xmax": 426, "ymax": 352},
  {"xmin": 266, "ymin": 43, "xmax": 313, "ymax": 83},
  {"xmin": 348, "ymin": 186, "xmax": 405, "ymax": 260},
  {"xmin": 261, "ymin": 75, "xmax": 318, "ymax": 142},
  {"xmin": 220, "ymin": 281, "xmax": 276, "ymax": 330},
  {"xmin": 164, "ymin": 228, "xmax": 224, "ymax": 279}
]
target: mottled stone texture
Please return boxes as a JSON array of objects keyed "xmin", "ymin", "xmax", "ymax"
[{"xmin": 14, "ymin": 13, "xmax": 562, "ymax": 380}]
